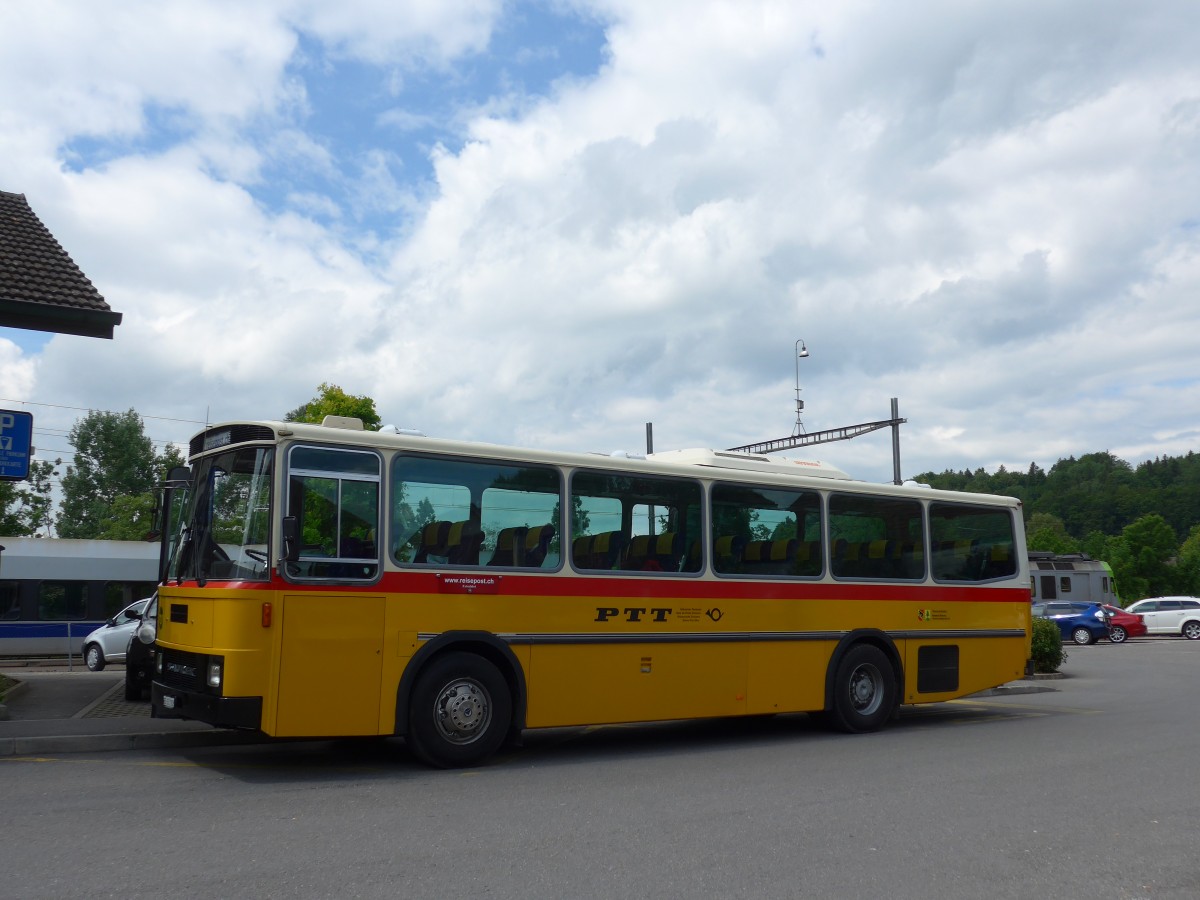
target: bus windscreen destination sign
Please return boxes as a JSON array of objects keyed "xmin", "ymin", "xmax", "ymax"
[{"xmin": 0, "ymin": 410, "xmax": 34, "ymax": 481}]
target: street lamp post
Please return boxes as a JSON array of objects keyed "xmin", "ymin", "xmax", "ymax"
[{"xmin": 793, "ymin": 339, "xmax": 809, "ymax": 436}]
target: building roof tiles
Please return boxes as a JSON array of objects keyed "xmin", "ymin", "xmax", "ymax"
[{"xmin": 0, "ymin": 190, "xmax": 122, "ymax": 339}]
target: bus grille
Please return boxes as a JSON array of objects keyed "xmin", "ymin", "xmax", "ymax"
[{"xmin": 158, "ymin": 648, "xmax": 210, "ymax": 692}]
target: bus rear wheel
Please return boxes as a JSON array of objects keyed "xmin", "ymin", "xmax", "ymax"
[
  {"xmin": 827, "ymin": 644, "xmax": 895, "ymax": 734},
  {"xmin": 407, "ymin": 652, "xmax": 511, "ymax": 768}
]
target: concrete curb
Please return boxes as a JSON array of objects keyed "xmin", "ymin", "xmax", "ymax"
[
  {"xmin": 0, "ymin": 678, "xmax": 28, "ymax": 720},
  {"xmin": 978, "ymin": 682, "xmax": 1058, "ymax": 696},
  {"xmin": 0, "ymin": 728, "xmax": 263, "ymax": 757},
  {"xmin": 1, "ymin": 681, "xmax": 29, "ymax": 710},
  {"xmin": 0, "ymin": 676, "xmax": 29, "ymax": 714},
  {"xmin": 972, "ymin": 672, "xmax": 1063, "ymax": 697}
]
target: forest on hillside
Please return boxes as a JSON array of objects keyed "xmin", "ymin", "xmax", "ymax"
[{"xmin": 914, "ymin": 450, "xmax": 1200, "ymax": 603}]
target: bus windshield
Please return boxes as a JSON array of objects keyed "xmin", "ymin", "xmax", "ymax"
[{"xmin": 170, "ymin": 446, "xmax": 274, "ymax": 583}]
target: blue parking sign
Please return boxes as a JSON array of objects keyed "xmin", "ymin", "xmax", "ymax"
[{"xmin": 0, "ymin": 410, "xmax": 34, "ymax": 481}]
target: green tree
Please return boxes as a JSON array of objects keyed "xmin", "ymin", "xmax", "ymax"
[
  {"xmin": 1080, "ymin": 530, "xmax": 1110, "ymax": 561},
  {"xmin": 56, "ymin": 410, "xmax": 182, "ymax": 540},
  {"xmin": 286, "ymin": 383, "xmax": 381, "ymax": 430},
  {"xmin": 21, "ymin": 458, "xmax": 61, "ymax": 536},
  {"xmin": 1175, "ymin": 524, "xmax": 1200, "ymax": 597},
  {"xmin": 1108, "ymin": 514, "xmax": 1179, "ymax": 601},
  {"xmin": 93, "ymin": 494, "xmax": 158, "ymax": 540},
  {"xmin": 1, "ymin": 458, "xmax": 61, "ymax": 536},
  {"xmin": 0, "ymin": 480, "xmax": 22, "ymax": 534},
  {"xmin": 1025, "ymin": 512, "xmax": 1080, "ymax": 555}
]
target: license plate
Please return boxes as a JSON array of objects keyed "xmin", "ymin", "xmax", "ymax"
[{"xmin": 163, "ymin": 696, "xmax": 176, "ymax": 709}]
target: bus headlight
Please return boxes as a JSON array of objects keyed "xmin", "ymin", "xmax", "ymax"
[
  {"xmin": 207, "ymin": 661, "xmax": 223, "ymax": 689},
  {"xmin": 156, "ymin": 654, "xmax": 163, "ymax": 674}
]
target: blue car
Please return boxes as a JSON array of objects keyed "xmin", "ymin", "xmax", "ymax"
[{"xmin": 1032, "ymin": 601, "xmax": 1111, "ymax": 645}]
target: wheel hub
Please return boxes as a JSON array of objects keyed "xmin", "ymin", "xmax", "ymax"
[
  {"xmin": 434, "ymin": 679, "xmax": 491, "ymax": 744},
  {"xmin": 849, "ymin": 665, "xmax": 879, "ymax": 712}
]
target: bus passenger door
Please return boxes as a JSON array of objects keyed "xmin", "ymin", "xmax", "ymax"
[{"xmin": 276, "ymin": 593, "xmax": 385, "ymax": 736}]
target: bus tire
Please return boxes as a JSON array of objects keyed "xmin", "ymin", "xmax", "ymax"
[
  {"xmin": 827, "ymin": 644, "xmax": 895, "ymax": 734},
  {"xmin": 407, "ymin": 652, "xmax": 512, "ymax": 768}
]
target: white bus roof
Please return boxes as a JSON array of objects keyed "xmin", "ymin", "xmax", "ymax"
[{"xmin": 647, "ymin": 449, "xmax": 852, "ymax": 480}]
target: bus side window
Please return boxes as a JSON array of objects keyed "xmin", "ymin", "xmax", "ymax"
[
  {"xmin": 711, "ymin": 483, "xmax": 822, "ymax": 578},
  {"xmin": 829, "ymin": 493, "xmax": 923, "ymax": 581},
  {"xmin": 393, "ymin": 454, "xmax": 561, "ymax": 570},
  {"xmin": 928, "ymin": 502, "xmax": 1016, "ymax": 583},
  {"xmin": 570, "ymin": 470, "xmax": 701, "ymax": 575},
  {"xmin": 286, "ymin": 445, "xmax": 381, "ymax": 581}
]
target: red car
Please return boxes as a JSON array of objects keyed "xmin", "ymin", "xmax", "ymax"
[{"xmin": 1102, "ymin": 604, "xmax": 1147, "ymax": 643}]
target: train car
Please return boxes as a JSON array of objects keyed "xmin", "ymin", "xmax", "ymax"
[
  {"xmin": 0, "ymin": 537, "xmax": 159, "ymax": 657},
  {"xmin": 1028, "ymin": 551, "xmax": 1120, "ymax": 606}
]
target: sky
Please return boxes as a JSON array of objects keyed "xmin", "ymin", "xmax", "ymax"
[{"xmin": 2, "ymin": 0, "xmax": 1200, "ymax": 496}]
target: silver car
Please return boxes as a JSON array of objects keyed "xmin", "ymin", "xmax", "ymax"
[
  {"xmin": 82, "ymin": 598, "xmax": 152, "ymax": 671},
  {"xmin": 1124, "ymin": 597, "xmax": 1200, "ymax": 640}
]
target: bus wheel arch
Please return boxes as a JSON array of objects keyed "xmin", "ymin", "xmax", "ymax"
[
  {"xmin": 824, "ymin": 632, "xmax": 902, "ymax": 734},
  {"xmin": 395, "ymin": 632, "xmax": 527, "ymax": 763}
]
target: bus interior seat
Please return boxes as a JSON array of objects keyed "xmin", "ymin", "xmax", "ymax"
[
  {"xmin": 898, "ymin": 541, "xmax": 925, "ymax": 578},
  {"xmin": 446, "ymin": 521, "xmax": 485, "ymax": 565},
  {"xmin": 833, "ymin": 539, "xmax": 896, "ymax": 578},
  {"xmin": 743, "ymin": 538, "xmax": 797, "ymax": 575},
  {"xmin": 865, "ymin": 539, "xmax": 896, "ymax": 577},
  {"xmin": 792, "ymin": 539, "xmax": 822, "ymax": 576},
  {"xmin": 624, "ymin": 534, "xmax": 654, "ymax": 570},
  {"xmin": 831, "ymin": 538, "xmax": 857, "ymax": 576},
  {"xmin": 713, "ymin": 534, "xmax": 747, "ymax": 572},
  {"xmin": 571, "ymin": 534, "xmax": 591, "ymax": 568},
  {"xmin": 932, "ymin": 539, "xmax": 979, "ymax": 580},
  {"xmin": 624, "ymin": 532, "xmax": 684, "ymax": 572},
  {"xmin": 488, "ymin": 526, "xmax": 526, "ymax": 566},
  {"xmin": 651, "ymin": 531, "xmax": 684, "ymax": 571},
  {"xmin": 573, "ymin": 530, "xmax": 626, "ymax": 570},
  {"xmin": 413, "ymin": 520, "xmax": 452, "ymax": 563},
  {"xmin": 980, "ymin": 543, "xmax": 1014, "ymax": 579},
  {"xmin": 523, "ymin": 524, "xmax": 555, "ymax": 567}
]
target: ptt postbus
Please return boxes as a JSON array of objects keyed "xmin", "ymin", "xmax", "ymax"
[{"xmin": 151, "ymin": 417, "xmax": 1031, "ymax": 767}]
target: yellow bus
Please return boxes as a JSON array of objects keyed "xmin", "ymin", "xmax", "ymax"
[{"xmin": 152, "ymin": 417, "xmax": 1031, "ymax": 767}]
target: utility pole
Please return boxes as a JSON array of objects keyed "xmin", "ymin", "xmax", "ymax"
[{"xmin": 727, "ymin": 339, "xmax": 907, "ymax": 484}]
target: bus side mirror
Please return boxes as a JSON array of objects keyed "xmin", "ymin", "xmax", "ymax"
[{"xmin": 282, "ymin": 516, "xmax": 299, "ymax": 563}]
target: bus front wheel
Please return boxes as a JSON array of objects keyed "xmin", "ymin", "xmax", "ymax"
[
  {"xmin": 407, "ymin": 652, "xmax": 512, "ymax": 768},
  {"xmin": 827, "ymin": 644, "xmax": 895, "ymax": 734}
]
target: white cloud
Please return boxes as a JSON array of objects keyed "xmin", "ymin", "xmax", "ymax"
[{"xmin": 285, "ymin": 0, "xmax": 503, "ymax": 65}]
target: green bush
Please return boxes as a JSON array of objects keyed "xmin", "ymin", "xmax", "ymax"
[{"xmin": 1031, "ymin": 616, "xmax": 1066, "ymax": 673}]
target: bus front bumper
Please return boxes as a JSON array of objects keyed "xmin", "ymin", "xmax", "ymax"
[{"xmin": 152, "ymin": 681, "xmax": 263, "ymax": 731}]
